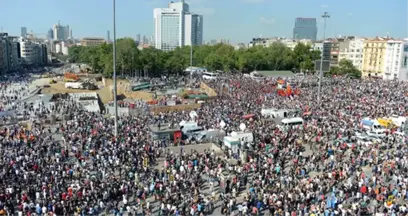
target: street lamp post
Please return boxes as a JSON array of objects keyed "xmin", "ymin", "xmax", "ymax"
[
  {"xmin": 113, "ymin": 0, "xmax": 118, "ymax": 137},
  {"xmin": 189, "ymin": 44, "xmax": 193, "ymax": 85},
  {"xmin": 317, "ymin": 12, "xmax": 330, "ymax": 105}
]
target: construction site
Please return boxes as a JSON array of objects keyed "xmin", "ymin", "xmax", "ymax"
[{"xmin": 33, "ymin": 65, "xmax": 216, "ymax": 114}]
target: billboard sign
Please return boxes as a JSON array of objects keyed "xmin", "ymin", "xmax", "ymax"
[{"xmin": 314, "ymin": 60, "xmax": 331, "ymax": 72}]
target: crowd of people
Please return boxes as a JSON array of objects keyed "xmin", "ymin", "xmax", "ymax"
[{"xmin": 0, "ymin": 72, "xmax": 407, "ymax": 215}]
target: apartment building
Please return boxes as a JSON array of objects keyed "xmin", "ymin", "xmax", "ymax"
[
  {"xmin": 10, "ymin": 40, "xmax": 21, "ymax": 70},
  {"xmin": 339, "ymin": 38, "xmax": 365, "ymax": 70},
  {"xmin": 280, "ymin": 39, "xmax": 313, "ymax": 50},
  {"xmin": 248, "ymin": 38, "xmax": 280, "ymax": 48},
  {"xmin": 0, "ymin": 42, "xmax": 4, "ymax": 75},
  {"xmin": 0, "ymin": 33, "xmax": 47, "ymax": 74},
  {"xmin": 248, "ymin": 38, "xmax": 312, "ymax": 50},
  {"xmin": 330, "ymin": 40, "xmax": 340, "ymax": 66},
  {"xmin": 361, "ymin": 37, "xmax": 388, "ymax": 78},
  {"xmin": 81, "ymin": 38, "xmax": 106, "ymax": 47},
  {"xmin": 20, "ymin": 38, "xmax": 47, "ymax": 66},
  {"xmin": 383, "ymin": 39, "xmax": 408, "ymax": 80}
]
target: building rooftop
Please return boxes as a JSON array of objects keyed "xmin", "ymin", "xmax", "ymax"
[
  {"xmin": 81, "ymin": 37, "xmax": 105, "ymax": 41},
  {"xmin": 296, "ymin": 17, "xmax": 316, "ymax": 20},
  {"xmin": 149, "ymin": 124, "xmax": 180, "ymax": 133},
  {"xmin": 255, "ymin": 70, "xmax": 295, "ymax": 77},
  {"xmin": 366, "ymin": 37, "xmax": 394, "ymax": 42}
]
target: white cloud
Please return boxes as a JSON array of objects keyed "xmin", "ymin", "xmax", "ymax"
[
  {"xmin": 243, "ymin": 0, "xmax": 265, "ymax": 3},
  {"xmin": 260, "ymin": 17, "xmax": 275, "ymax": 25},
  {"xmin": 320, "ymin": 4, "xmax": 329, "ymax": 8},
  {"xmin": 194, "ymin": 7, "xmax": 216, "ymax": 16}
]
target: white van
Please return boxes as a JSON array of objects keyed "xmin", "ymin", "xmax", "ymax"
[
  {"xmin": 65, "ymin": 82, "xmax": 82, "ymax": 89},
  {"xmin": 367, "ymin": 130, "xmax": 386, "ymax": 138},
  {"xmin": 202, "ymin": 72, "xmax": 219, "ymax": 80},
  {"xmin": 281, "ymin": 117, "xmax": 304, "ymax": 126},
  {"xmin": 249, "ymin": 71, "xmax": 264, "ymax": 81},
  {"xmin": 223, "ymin": 136, "xmax": 240, "ymax": 149},
  {"xmin": 229, "ymin": 131, "xmax": 254, "ymax": 144}
]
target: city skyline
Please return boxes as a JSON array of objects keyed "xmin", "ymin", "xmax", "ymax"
[{"xmin": 0, "ymin": 0, "xmax": 406, "ymax": 43}]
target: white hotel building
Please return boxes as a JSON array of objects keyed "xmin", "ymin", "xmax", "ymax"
[{"xmin": 153, "ymin": 0, "xmax": 203, "ymax": 51}]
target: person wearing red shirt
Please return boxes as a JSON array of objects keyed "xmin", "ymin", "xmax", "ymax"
[
  {"xmin": 361, "ymin": 185, "xmax": 367, "ymax": 194},
  {"xmin": 61, "ymin": 192, "xmax": 67, "ymax": 200},
  {"xmin": 21, "ymin": 194, "xmax": 28, "ymax": 202}
]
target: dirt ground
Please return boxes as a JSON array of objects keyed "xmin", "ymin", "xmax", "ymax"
[
  {"xmin": 41, "ymin": 82, "xmax": 114, "ymax": 104},
  {"xmin": 40, "ymin": 78, "xmax": 154, "ymax": 104},
  {"xmin": 104, "ymin": 79, "xmax": 153, "ymax": 101}
]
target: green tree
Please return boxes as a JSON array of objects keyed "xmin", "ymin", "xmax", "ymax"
[
  {"xmin": 293, "ymin": 43, "xmax": 321, "ymax": 71},
  {"xmin": 328, "ymin": 66, "xmax": 340, "ymax": 76},
  {"xmin": 338, "ymin": 59, "xmax": 362, "ymax": 78},
  {"xmin": 165, "ymin": 47, "xmax": 188, "ymax": 74},
  {"xmin": 328, "ymin": 59, "xmax": 361, "ymax": 78},
  {"xmin": 116, "ymin": 38, "xmax": 139, "ymax": 76},
  {"xmin": 68, "ymin": 38, "xmax": 328, "ymax": 77},
  {"xmin": 68, "ymin": 46, "xmax": 83, "ymax": 63}
]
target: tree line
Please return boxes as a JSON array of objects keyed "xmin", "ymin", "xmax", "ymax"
[{"xmin": 68, "ymin": 37, "xmax": 360, "ymax": 78}]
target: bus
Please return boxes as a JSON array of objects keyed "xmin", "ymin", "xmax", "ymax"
[
  {"xmin": 202, "ymin": 72, "xmax": 219, "ymax": 80},
  {"xmin": 281, "ymin": 117, "xmax": 304, "ymax": 126}
]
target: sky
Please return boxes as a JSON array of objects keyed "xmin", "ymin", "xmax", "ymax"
[{"xmin": 1, "ymin": 0, "xmax": 407, "ymax": 44}]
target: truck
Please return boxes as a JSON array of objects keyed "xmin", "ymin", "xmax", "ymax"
[
  {"xmin": 361, "ymin": 118, "xmax": 385, "ymax": 132},
  {"xmin": 65, "ymin": 82, "xmax": 83, "ymax": 89}
]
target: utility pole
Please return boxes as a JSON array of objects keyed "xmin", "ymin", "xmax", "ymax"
[
  {"xmin": 190, "ymin": 44, "xmax": 193, "ymax": 85},
  {"xmin": 317, "ymin": 12, "xmax": 330, "ymax": 105},
  {"xmin": 113, "ymin": 0, "xmax": 118, "ymax": 137}
]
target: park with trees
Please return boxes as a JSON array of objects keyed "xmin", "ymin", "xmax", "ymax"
[{"xmin": 67, "ymin": 37, "xmax": 361, "ymax": 78}]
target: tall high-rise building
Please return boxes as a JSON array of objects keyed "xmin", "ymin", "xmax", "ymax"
[
  {"xmin": 136, "ymin": 34, "xmax": 141, "ymax": 43},
  {"xmin": 107, "ymin": 30, "xmax": 111, "ymax": 42},
  {"xmin": 153, "ymin": 0, "xmax": 203, "ymax": 51},
  {"xmin": 185, "ymin": 14, "xmax": 203, "ymax": 46},
  {"xmin": 47, "ymin": 28, "xmax": 54, "ymax": 40},
  {"xmin": 64, "ymin": 25, "xmax": 70, "ymax": 40},
  {"xmin": 21, "ymin": 27, "xmax": 27, "ymax": 38},
  {"xmin": 53, "ymin": 22, "xmax": 64, "ymax": 41},
  {"xmin": 293, "ymin": 17, "xmax": 317, "ymax": 41},
  {"xmin": 69, "ymin": 29, "xmax": 73, "ymax": 39},
  {"xmin": 52, "ymin": 22, "xmax": 70, "ymax": 41}
]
